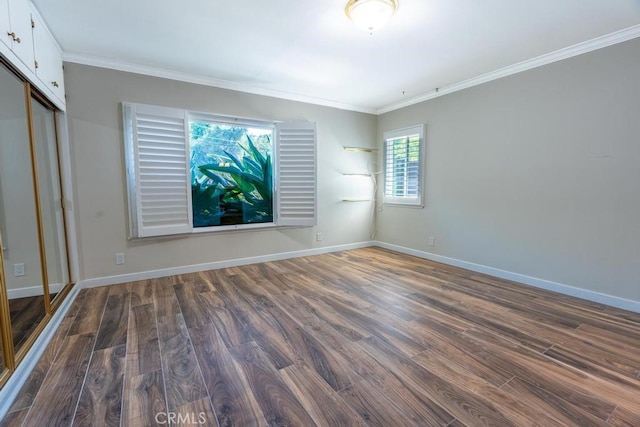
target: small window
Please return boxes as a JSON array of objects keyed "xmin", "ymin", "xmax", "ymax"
[{"xmin": 383, "ymin": 125, "xmax": 425, "ymax": 206}]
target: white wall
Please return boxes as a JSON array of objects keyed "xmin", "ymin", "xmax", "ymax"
[
  {"xmin": 376, "ymin": 38, "xmax": 640, "ymax": 302},
  {"xmin": 63, "ymin": 63, "xmax": 377, "ymax": 281}
]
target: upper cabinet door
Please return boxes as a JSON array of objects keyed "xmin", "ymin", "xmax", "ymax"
[
  {"xmin": 1, "ymin": 0, "xmax": 12, "ymax": 50},
  {"xmin": 6, "ymin": 0, "xmax": 35, "ymax": 72},
  {"xmin": 32, "ymin": 11, "xmax": 64, "ymax": 103}
]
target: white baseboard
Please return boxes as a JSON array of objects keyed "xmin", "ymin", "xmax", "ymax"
[
  {"xmin": 374, "ymin": 241, "xmax": 640, "ymax": 313},
  {"xmin": 0, "ymin": 284, "xmax": 81, "ymax": 420},
  {"xmin": 7, "ymin": 283, "xmax": 66, "ymax": 300},
  {"xmin": 80, "ymin": 238, "xmax": 639, "ymax": 313},
  {"xmin": 81, "ymin": 241, "xmax": 376, "ymax": 289}
]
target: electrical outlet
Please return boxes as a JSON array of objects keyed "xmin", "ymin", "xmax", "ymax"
[
  {"xmin": 316, "ymin": 232, "xmax": 323, "ymax": 242},
  {"xmin": 14, "ymin": 263, "xmax": 25, "ymax": 277},
  {"xmin": 428, "ymin": 236, "xmax": 435, "ymax": 247},
  {"xmin": 116, "ymin": 253, "xmax": 125, "ymax": 265}
]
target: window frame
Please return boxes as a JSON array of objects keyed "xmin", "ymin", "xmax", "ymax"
[
  {"xmin": 382, "ymin": 124, "xmax": 425, "ymax": 207},
  {"xmin": 123, "ymin": 102, "xmax": 317, "ymax": 239},
  {"xmin": 188, "ymin": 112, "xmax": 277, "ymax": 232}
]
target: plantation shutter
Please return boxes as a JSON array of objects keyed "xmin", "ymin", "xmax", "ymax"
[
  {"xmin": 123, "ymin": 103, "xmax": 192, "ymax": 238},
  {"xmin": 383, "ymin": 125, "xmax": 424, "ymax": 206},
  {"xmin": 276, "ymin": 122, "xmax": 317, "ymax": 226}
]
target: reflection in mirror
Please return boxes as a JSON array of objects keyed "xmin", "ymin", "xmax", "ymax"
[
  {"xmin": 0, "ymin": 64, "xmax": 47, "ymax": 355},
  {"xmin": 0, "ymin": 310, "xmax": 5, "ymax": 373},
  {"xmin": 31, "ymin": 98, "xmax": 69, "ymax": 304},
  {"xmin": 0, "ymin": 327, "xmax": 4, "ymax": 374},
  {"xmin": 0, "ymin": 233, "xmax": 6, "ymax": 374}
]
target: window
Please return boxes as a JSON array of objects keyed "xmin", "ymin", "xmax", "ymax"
[
  {"xmin": 383, "ymin": 125, "xmax": 424, "ymax": 206},
  {"xmin": 189, "ymin": 117, "xmax": 274, "ymax": 228},
  {"xmin": 123, "ymin": 103, "xmax": 316, "ymax": 238}
]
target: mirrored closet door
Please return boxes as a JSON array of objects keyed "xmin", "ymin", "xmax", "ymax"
[
  {"xmin": 0, "ymin": 63, "xmax": 47, "ymax": 361},
  {"xmin": 0, "ymin": 59, "xmax": 72, "ymax": 385},
  {"xmin": 30, "ymin": 96, "xmax": 69, "ymax": 307},
  {"xmin": 0, "ymin": 241, "xmax": 8, "ymax": 378},
  {"xmin": 0, "ymin": 327, "xmax": 5, "ymax": 377}
]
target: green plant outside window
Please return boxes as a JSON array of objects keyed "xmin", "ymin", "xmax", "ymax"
[{"xmin": 189, "ymin": 122, "xmax": 273, "ymax": 228}]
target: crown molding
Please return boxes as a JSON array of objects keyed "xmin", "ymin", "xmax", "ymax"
[
  {"xmin": 62, "ymin": 24, "xmax": 640, "ymax": 117},
  {"xmin": 376, "ymin": 24, "xmax": 640, "ymax": 114},
  {"xmin": 61, "ymin": 52, "xmax": 377, "ymax": 115}
]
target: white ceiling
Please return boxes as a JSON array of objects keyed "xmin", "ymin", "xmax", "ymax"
[{"xmin": 32, "ymin": 0, "xmax": 640, "ymax": 114}]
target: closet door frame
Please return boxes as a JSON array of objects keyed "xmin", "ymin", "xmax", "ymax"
[
  {"xmin": 29, "ymin": 88, "xmax": 73, "ymax": 313},
  {"xmin": 0, "ymin": 57, "xmax": 74, "ymax": 386},
  {"xmin": 0, "ymin": 233, "xmax": 12, "ymax": 384}
]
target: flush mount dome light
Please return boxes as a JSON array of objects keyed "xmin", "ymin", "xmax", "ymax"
[{"xmin": 345, "ymin": 0, "xmax": 399, "ymax": 33}]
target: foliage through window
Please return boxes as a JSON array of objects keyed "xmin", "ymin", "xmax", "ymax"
[
  {"xmin": 189, "ymin": 121, "xmax": 273, "ymax": 228},
  {"xmin": 383, "ymin": 125, "xmax": 424, "ymax": 206}
]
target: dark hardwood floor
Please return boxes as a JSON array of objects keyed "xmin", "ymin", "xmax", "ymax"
[
  {"xmin": 2, "ymin": 247, "xmax": 639, "ymax": 426},
  {"xmin": 9, "ymin": 295, "xmax": 46, "ymax": 350},
  {"xmin": 0, "ymin": 295, "xmax": 47, "ymax": 369}
]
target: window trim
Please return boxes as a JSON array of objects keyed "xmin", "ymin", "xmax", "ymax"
[
  {"xmin": 189, "ymin": 111, "xmax": 275, "ymax": 129},
  {"xmin": 191, "ymin": 222, "xmax": 278, "ymax": 234},
  {"xmin": 382, "ymin": 124, "xmax": 425, "ymax": 207}
]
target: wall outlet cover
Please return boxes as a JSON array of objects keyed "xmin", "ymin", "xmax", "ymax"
[
  {"xmin": 13, "ymin": 263, "xmax": 25, "ymax": 277},
  {"xmin": 116, "ymin": 253, "xmax": 125, "ymax": 265}
]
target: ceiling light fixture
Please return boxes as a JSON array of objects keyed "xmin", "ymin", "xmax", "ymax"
[{"xmin": 345, "ymin": 0, "xmax": 399, "ymax": 33}]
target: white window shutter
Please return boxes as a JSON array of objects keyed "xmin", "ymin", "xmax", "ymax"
[
  {"xmin": 123, "ymin": 103, "xmax": 192, "ymax": 238},
  {"xmin": 276, "ymin": 122, "xmax": 317, "ymax": 227}
]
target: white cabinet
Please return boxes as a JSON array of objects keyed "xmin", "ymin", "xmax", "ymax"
[
  {"xmin": 32, "ymin": 11, "xmax": 64, "ymax": 102},
  {"xmin": 1, "ymin": 0, "xmax": 35, "ymax": 72},
  {"xmin": 0, "ymin": 0, "xmax": 65, "ymax": 109},
  {"xmin": 0, "ymin": 0, "xmax": 10, "ymax": 50}
]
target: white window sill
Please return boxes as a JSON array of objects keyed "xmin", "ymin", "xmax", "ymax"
[
  {"xmin": 383, "ymin": 202, "xmax": 424, "ymax": 209},
  {"xmin": 191, "ymin": 222, "xmax": 278, "ymax": 234}
]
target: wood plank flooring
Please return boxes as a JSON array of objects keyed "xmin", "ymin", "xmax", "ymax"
[
  {"xmin": 8, "ymin": 295, "xmax": 46, "ymax": 349},
  {"xmin": 2, "ymin": 247, "xmax": 639, "ymax": 426},
  {"xmin": 0, "ymin": 295, "xmax": 47, "ymax": 369}
]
